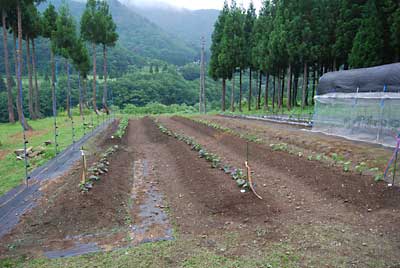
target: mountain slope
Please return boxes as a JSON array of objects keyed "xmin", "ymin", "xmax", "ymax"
[
  {"xmin": 132, "ymin": 5, "xmax": 219, "ymax": 50},
  {"xmin": 38, "ymin": 0, "xmax": 197, "ymax": 65}
]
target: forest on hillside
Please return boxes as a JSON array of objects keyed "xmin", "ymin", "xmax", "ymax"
[
  {"xmin": 0, "ymin": 0, "xmax": 224, "ymax": 124},
  {"xmin": 209, "ymin": 0, "xmax": 400, "ymax": 112},
  {"xmin": 2, "ymin": 0, "xmax": 400, "ymax": 125}
]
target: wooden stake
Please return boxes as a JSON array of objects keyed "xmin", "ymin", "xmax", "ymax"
[{"xmin": 81, "ymin": 147, "xmax": 87, "ymax": 185}]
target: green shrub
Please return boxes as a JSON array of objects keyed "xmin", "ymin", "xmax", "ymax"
[{"xmin": 122, "ymin": 102, "xmax": 196, "ymax": 115}]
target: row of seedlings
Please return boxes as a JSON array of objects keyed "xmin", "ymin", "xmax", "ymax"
[
  {"xmin": 114, "ymin": 118, "xmax": 129, "ymax": 139},
  {"xmin": 188, "ymin": 117, "xmax": 384, "ymax": 181},
  {"xmin": 80, "ymin": 145, "xmax": 119, "ymax": 192},
  {"xmin": 155, "ymin": 120, "xmax": 251, "ymax": 191},
  {"xmin": 79, "ymin": 118, "xmax": 128, "ymax": 192}
]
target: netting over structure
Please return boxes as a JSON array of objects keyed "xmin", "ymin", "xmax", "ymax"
[{"xmin": 313, "ymin": 63, "xmax": 400, "ymax": 147}]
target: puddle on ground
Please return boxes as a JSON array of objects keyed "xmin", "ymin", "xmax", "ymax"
[
  {"xmin": 44, "ymin": 242, "xmax": 100, "ymax": 258},
  {"xmin": 130, "ymin": 159, "xmax": 173, "ymax": 244}
]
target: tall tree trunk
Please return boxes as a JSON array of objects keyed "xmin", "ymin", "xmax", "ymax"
[
  {"xmin": 16, "ymin": 2, "xmax": 32, "ymax": 130},
  {"xmin": 26, "ymin": 36, "xmax": 36, "ymax": 120},
  {"xmin": 305, "ymin": 67, "xmax": 310, "ymax": 106},
  {"xmin": 222, "ymin": 79, "xmax": 226, "ymax": 111},
  {"xmin": 312, "ymin": 68, "xmax": 317, "ymax": 105},
  {"xmin": 264, "ymin": 73, "xmax": 269, "ymax": 110},
  {"xmin": 2, "ymin": 10, "xmax": 15, "ymax": 123},
  {"xmin": 301, "ymin": 62, "xmax": 308, "ymax": 109},
  {"xmin": 102, "ymin": 45, "xmax": 109, "ymax": 114},
  {"xmin": 32, "ymin": 38, "xmax": 41, "ymax": 118},
  {"xmin": 92, "ymin": 42, "xmax": 98, "ymax": 113},
  {"xmin": 293, "ymin": 73, "xmax": 299, "ymax": 107},
  {"xmin": 292, "ymin": 71, "xmax": 296, "ymax": 107},
  {"xmin": 13, "ymin": 32, "xmax": 18, "ymax": 100},
  {"xmin": 287, "ymin": 63, "xmax": 292, "ymax": 111},
  {"xmin": 78, "ymin": 72, "xmax": 84, "ymax": 118},
  {"xmin": 66, "ymin": 60, "xmax": 72, "ymax": 119},
  {"xmin": 231, "ymin": 71, "xmax": 235, "ymax": 112},
  {"xmin": 272, "ymin": 75, "xmax": 276, "ymax": 110},
  {"xmin": 239, "ymin": 69, "xmax": 242, "ymax": 112},
  {"xmin": 257, "ymin": 71, "xmax": 262, "ymax": 110},
  {"xmin": 319, "ymin": 64, "xmax": 323, "ymax": 80},
  {"xmin": 281, "ymin": 70, "xmax": 285, "ymax": 110},
  {"xmin": 83, "ymin": 78, "xmax": 89, "ymax": 109},
  {"xmin": 277, "ymin": 69, "xmax": 282, "ymax": 109},
  {"xmin": 248, "ymin": 68, "xmax": 252, "ymax": 111}
]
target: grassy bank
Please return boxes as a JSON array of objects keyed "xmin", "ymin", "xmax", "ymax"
[{"xmin": 0, "ymin": 112, "xmax": 109, "ymax": 195}]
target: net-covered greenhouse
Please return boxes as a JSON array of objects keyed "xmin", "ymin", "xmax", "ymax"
[{"xmin": 312, "ymin": 63, "xmax": 400, "ymax": 147}]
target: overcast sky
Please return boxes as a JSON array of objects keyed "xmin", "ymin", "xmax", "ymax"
[{"xmin": 119, "ymin": 0, "xmax": 263, "ymax": 11}]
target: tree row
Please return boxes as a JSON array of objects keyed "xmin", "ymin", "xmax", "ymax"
[
  {"xmin": 210, "ymin": 0, "xmax": 400, "ymax": 112},
  {"xmin": 0, "ymin": 0, "xmax": 118, "ymax": 129}
]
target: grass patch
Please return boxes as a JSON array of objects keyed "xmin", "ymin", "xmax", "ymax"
[
  {"xmin": 0, "ymin": 239, "xmax": 301, "ymax": 268},
  {"xmin": 0, "ymin": 112, "xmax": 111, "ymax": 195},
  {"xmin": 221, "ymin": 104, "xmax": 315, "ymax": 121}
]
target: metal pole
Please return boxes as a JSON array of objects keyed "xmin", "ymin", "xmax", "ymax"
[
  {"xmin": 54, "ymin": 59, "xmax": 59, "ymax": 156},
  {"xmin": 67, "ymin": 63, "xmax": 76, "ymax": 144},
  {"xmin": 16, "ymin": 39, "xmax": 29, "ymax": 187},
  {"xmin": 377, "ymin": 85, "xmax": 387, "ymax": 142},
  {"xmin": 78, "ymin": 72, "xmax": 86, "ymax": 136},
  {"xmin": 392, "ymin": 149, "xmax": 398, "ymax": 186},
  {"xmin": 91, "ymin": 107, "xmax": 94, "ymax": 133}
]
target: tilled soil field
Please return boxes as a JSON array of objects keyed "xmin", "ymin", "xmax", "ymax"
[
  {"xmin": 0, "ymin": 120, "xmax": 133, "ymax": 257},
  {"xmin": 197, "ymin": 115, "xmax": 394, "ymax": 171},
  {"xmin": 157, "ymin": 116, "xmax": 400, "ymax": 266},
  {"xmin": 1, "ymin": 116, "xmax": 400, "ymax": 267}
]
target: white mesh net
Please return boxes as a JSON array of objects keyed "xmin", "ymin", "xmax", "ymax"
[{"xmin": 312, "ymin": 92, "xmax": 400, "ymax": 147}]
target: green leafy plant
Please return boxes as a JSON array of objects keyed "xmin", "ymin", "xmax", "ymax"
[
  {"xmin": 115, "ymin": 119, "xmax": 129, "ymax": 138},
  {"xmin": 374, "ymin": 173, "xmax": 384, "ymax": 182},
  {"xmin": 369, "ymin": 167, "xmax": 379, "ymax": 173},
  {"xmin": 80, "ymin": 145, "xmax": 118, "ymax": 193},
  {"xmin": 191, "ymin": 143, "xmax": 202, "ymax": 151},
  {"xmin": 270, "ymin": 143, "xmax": 289, "ymax": 152},
  {"xmin": 355, "ymin": 162, "xmax": 368, "ymax": 174},
  {"xmin": 343, "ymin": 161, "xmax": 352, "ymax": 172},
  {"xmin": 223, "ymin": 165, "xmax": 232, "ymax": 174}
]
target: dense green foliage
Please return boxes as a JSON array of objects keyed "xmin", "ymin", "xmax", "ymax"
[
  {"xmin": 0, "ymin": 0, "xmax": 221, "ymax": 124},
  {"xmin": 0, "ymin": 65, "xmax": 223, "ymax": 122},
  {"xmin": 0, "ymin": 0, "xmax": 199, "ymax": 76},
  {"xmin": 210, "ymin": 0, "xmax": 400, "ymax": 112},
  {"xmin": 179, "ymin": 63, "xmax": 201, "ymax": 81},
  {"xmin": 123, "ymin": 103, "xmax": 196, "ymax": 115},
  {"xmin": 109, "ymin": 67, "xmax": 221, "ymax": 109}
]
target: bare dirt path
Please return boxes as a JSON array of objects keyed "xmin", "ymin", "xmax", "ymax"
[{"xmin": 158, "ymin": 116, "xmax": 400, "ymax": 267}]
